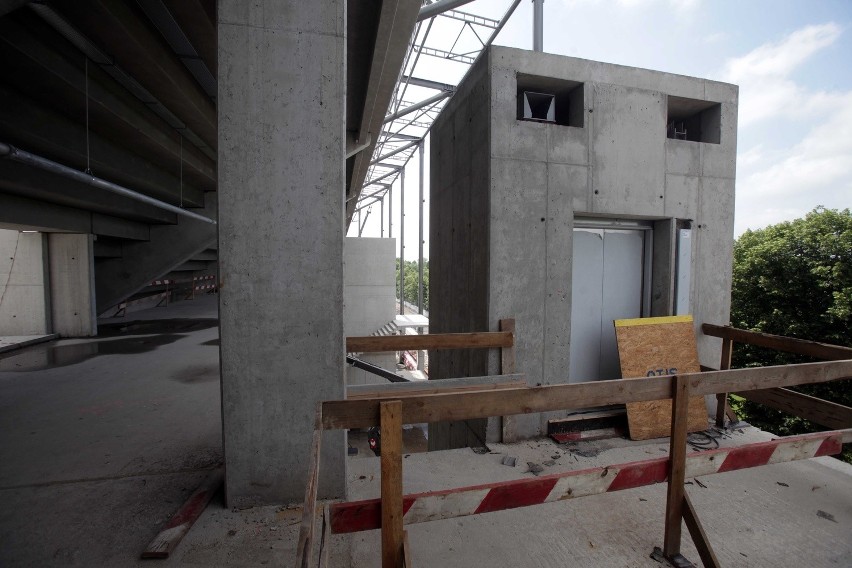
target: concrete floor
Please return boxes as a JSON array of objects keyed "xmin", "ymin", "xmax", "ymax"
[{"xmin": 2, "ymin": 295, "xmax": 850, "ymax": 567}]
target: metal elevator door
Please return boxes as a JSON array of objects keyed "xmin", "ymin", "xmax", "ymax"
[{"xmin": 569, "ymin": 227, "xmax": 649, "ymax": 383}]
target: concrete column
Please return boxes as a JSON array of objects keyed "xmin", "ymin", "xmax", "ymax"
[
  {"xmin": 48, "ymin": 233, "xmax": 96, "ymax": 337},
  {"xmin": 0, "ymin": 229, "xmax": 50, "ymax": 335},
  {"xmin": 218, "ymin": 0, "xmax": 346, "ymax": 506}
]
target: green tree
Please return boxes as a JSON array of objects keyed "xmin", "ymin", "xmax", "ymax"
[
  {"xmin": 729, "ymin": 207, "xmax": 851, "ymax": 459},
  {"xmin": 395, "ymin": 259, "xmax": 429, "ymax": 311}
]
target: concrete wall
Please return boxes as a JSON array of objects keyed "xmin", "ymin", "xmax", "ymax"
[
  {"xmin": 48, "ymin": 233, "xmax": 96, "ymax": 337},
  {"xmin": 0, "ymin": 229, "xmax": 50, "ymax": 335},
  {"xmin": 343, "ymin": 237, "xmax": 397, "ymax": 386},
  {"xmin": 218, "ymin": 0, "xmax": 346, "ymax": 506},
  {"xmin": 429, "ymin": 55, "xmax": 493, "ymax": 448},
  {"xmin": 431, "ymin": 46, "xmax": 738, "ymax": 442}
]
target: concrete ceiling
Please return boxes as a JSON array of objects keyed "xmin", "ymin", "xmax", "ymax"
[{"xmin": 0, "ymin": 0, "xmax": 420, "ymax": 235}]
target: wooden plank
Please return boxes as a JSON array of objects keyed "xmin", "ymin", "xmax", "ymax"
[
  {"xmin": 739, "ymin": 387, "xmax": 852, "ymax": 430},
  {"xmin": 141, "ymin": 468, "xmax": 223, "ymax": 558},
  {"xmin": 663, "ymin": 374, "xmax": 690, "ymax": 558},
  {"xmin": 317, "ymin": 505, "xmax": 331, "ymax": 568},
  {"xmin": 347, "ymin": 381, "xmax": 526, "ymax": 400},
  {"xmin": 346, "ymin": 374, "xmax": 526, "ymax": 400},
  {"xmin": 615, "ymin": 316, "xmax": 708, "ymax": 440},
  {"xmin": 500, "ymin": 318, "xmax": 518, "ymax": 443},
  {"xmin": 347, "ymin": 331, "xmax": 513, "ymax": 353},
  {"xmin": 329, "ymin": 430, "xmax": 845, "ymax": 533},
  {"xmin": 702, "ymin": 323, "xmax": 852, "ymax": 361},
  {"xmin": 295, "ymin": 406, "xmax": 323, "ymax": 568},
  {"xmin": 403, "ymin": 531, "xmax": 412, "ymax": 568},
  {"xmin": 715, "ymin": 338, "xmax": 733, "ymax": 427},
  {"xmin": 380, "ymin": 400, "xmax": 404, "ymax": 568},
  {"xmin": 682, "ymin": 491, "xmax": 721, "ymax": 568},
  {"xmin": 321, "ymin": 360, "xmax": 852, "ymax": 430}
]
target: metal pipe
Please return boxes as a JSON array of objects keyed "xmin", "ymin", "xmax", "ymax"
[
  {"xmin": 0, "ymin": 142, "xmax": 216, "ymax": 224},
  {"xmin": 418, "ymin": 141, "xmax": 424, "ymax": 314},
  {"xmin": 533, "ymin": 0, "xmax": 544, "ymax": 52},
  {"xmin": 401, "ymin": 76, "xmax": 456, "ymax": 92},
  {"xmin": 346, "ymin": 356, "xmax": 409, "ymax": 383},
  {"xmin": 380, "ymin": 196, "xmax": 384, "ymax": 238},
  {"xmin": 399, "ymin": 170, "xmax": 405, "ymax": 315},
  {"xmin": 417, "ymin": 0, "xmax": 477, "ymax": 21},
  {"xmin": 389, "ymin": 182, "xmax": 393, "ymax": 240}
]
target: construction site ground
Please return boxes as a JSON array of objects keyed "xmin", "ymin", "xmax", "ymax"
[{"xmin": 1, "ymin": 295, "xmax": 849, "ymax": 567}]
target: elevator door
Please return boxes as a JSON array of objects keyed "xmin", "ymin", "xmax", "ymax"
[{"xmin": 569, "ymin": 227, "xmax": 648, "ymax": 383}]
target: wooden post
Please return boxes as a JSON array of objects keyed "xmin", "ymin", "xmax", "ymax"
[
  {"xmin": 663, "ymin": 374, "xmax": 690, "ymax": 559},
  {"xmin": 498, "ymin": 319, "xmax": 516, "ymax": 374},
  {"xmin": 381, "ymin": 400, "xmax": 404, "ymax": 568},
  {"xmin": 295, "ymin": 404, "xmax": 324, "ymax": 568},
  {"xmin": 499, "ymin": 319, "xmax": 517, "ymax": 443},
  {"xmin": 715, "ymin": 338, "xmax": 733, "ymax": 427}
]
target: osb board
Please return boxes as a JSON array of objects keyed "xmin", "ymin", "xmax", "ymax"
[{"xmin": 614, "ymin": 315, "xmax": 707, "ymax": 440}]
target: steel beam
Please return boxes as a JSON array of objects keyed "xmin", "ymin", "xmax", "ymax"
[
  {"xmin": 417, "ymin": 0, "xmax": 477, "ymax": 21},
  {"xmin": 383, "ymin": 91, "xmax": 451, "ymax": 124}
]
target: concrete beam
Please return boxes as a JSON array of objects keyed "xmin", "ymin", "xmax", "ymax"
[
  {"xmin": 0, "ymin": 17, "xmax": 216, "ymax": 188},
  {"xmin": 95, "ymin": 194, "xmax": 216, "ymax": 312},
  {"xmin": 48, "ymin": 233, "xmax": 97, "ymax": 337},
  {"xmin": 218, "ymin": 0, "xmax": 346, "ymax": 505},
  {"xmin": 345, "ymin": 0, "xmax": 421, "ymax": 223},
  {"xmin": 0, "ymin": 87, "xmax": 206, "ymax": 208},
  {"xmin": 0, "ymin": 192, "xmax": 150, "ymax": 241},
  {"xmin": 57, "ymin": 0, "xmax": 217, "ymax": 150}
]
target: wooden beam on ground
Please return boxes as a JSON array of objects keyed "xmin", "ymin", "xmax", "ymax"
[
  {"xmin": 346, "ymin": 331, "xmax": 513, "ymax": 353},
  {"xmin": 346, "ymin": 374, "xmax": 526, "ymax": 400},
  {"xmin": 321, "ymin": 360, "xmax": 852, "ymax": 430},
  {"xmin": 380, "ymin": 400, "xmax": 404, "ymax": 568},
  {"xmin": 295, "ymin": 405, "xmax": 323, "ymax": 568},
  {"xmin": 682, "ymin": 491, "xmax": 720, "ymax": 568},
  {"xmin": 702, "ymin": 324, "xmax": 852, "ymax": 361},
  {"xmin": 738, "ymin": 388, "xmax": 852, "ymax": 430},
  {"xmin": 663, "ymin": 375, "xmax": 690, "ymax": 558},
  {"xmin": 328, "ymin": 430, "xmax": 845, "ymax": 533},
  {"xmin": 141, "ymin": 468, "xmax": 223, "ymax": 558}
]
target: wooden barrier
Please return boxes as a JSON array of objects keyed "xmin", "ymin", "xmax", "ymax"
[
  {"xmin": 297, "ymin": 324, "xmax": 852, "ymax": 567},
  {"xmin": 702, "ymin": 323, "xmax": 852, "ymax": 430},
  {"xmin": 346, "ymin": 331, "xmax": 512, "ymax": 353}
]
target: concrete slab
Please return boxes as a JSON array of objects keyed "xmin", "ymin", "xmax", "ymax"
[
  {"xmin": 346, "ymin": 427, "xmax": 852, "ymax": 567},
  {"xmin": 3, "ymin": 295, "xmax": 848, "ymax": 567},
  {"xmin": 0, "ymin": 334, "xmax": 58, "ymax": 354}
]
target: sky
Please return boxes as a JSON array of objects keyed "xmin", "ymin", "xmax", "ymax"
[{"xmin": 349, "ymin": 0, "xmax": 852, "ymax": 260}]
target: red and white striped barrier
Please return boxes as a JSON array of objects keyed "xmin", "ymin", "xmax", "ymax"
[
  {"xmin": 330, "ymin": 430, "xmax": 843, "ymax": 534},
  {"xmin": 149, "ymin": 279, "xmax": 175, "ymax": 286}
]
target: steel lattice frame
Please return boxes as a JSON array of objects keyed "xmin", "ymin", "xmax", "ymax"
[{"xmin": 354, "ymin": 0, "xmax": 523, "ymax": 220}]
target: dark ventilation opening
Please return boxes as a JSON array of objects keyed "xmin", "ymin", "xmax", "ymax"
[
  {"xmin": 520, "ymin": 91, "xmax": 555, "ymax": 122},
  {"xmin": 666, "ymin": 96, "xmax": 722, "ymax": 144},
  {"xmin": 517, "ymin": 73, "xmax": 584, "ymax": 127}
]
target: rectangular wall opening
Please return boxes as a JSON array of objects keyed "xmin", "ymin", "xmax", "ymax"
[
  {"xmin": 517, "ymin": 73, "xmax": 584, "ymax": 127},
  {"xmin": 667, "ymin": 96, "xmax": 721, "ymax": 144}
]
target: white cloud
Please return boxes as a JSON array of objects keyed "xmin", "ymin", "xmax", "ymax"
[
  {"xmin": 730, "ymin": 23, "xmax": 851, "ymax": 235},
  {"xmin": 723, "ymin": 23, "xmax": 841, "ymax": 82},
  {"xmin": 735, "ymin": 91, "xmax": 852, "ymax": 234},
  {"xmin": 721, "ymin": 23, "xmax": 841, "ymax": 127}
]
